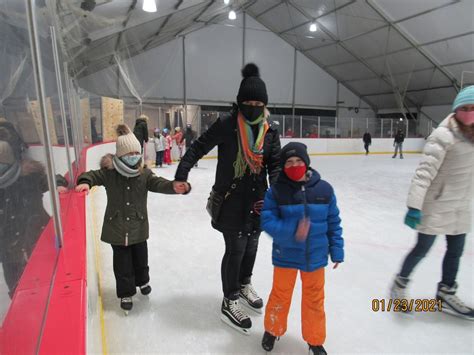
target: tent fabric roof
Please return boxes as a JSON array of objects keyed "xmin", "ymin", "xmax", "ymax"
[{"xmin": 54, "ymin": 0, "xmax": 474, "ymax": 109}]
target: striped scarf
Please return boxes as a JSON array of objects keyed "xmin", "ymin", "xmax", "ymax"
[{"xmin": 234, "ymin": 112, "xmax": 269, "ymax": 178}]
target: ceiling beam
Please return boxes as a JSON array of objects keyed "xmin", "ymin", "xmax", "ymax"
[
  {"xmin": 365, "ymin": 0, "xmax": 459, "ymax": 92},
  {"xmin": 279, "ymin": 0, "xmax": 356, "ymax": 35},
  {"xmin": 360, "ymin": 85, "xmax": 455, "ymax": 98}
]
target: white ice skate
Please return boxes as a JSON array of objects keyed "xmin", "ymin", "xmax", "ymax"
[
  {"xmin": 240, "ymin": 283, "xmax": 264, "ymax": 314},
  {"xmin": 437, "ymin": 283, "xmax": 474, "ymax": 321}
]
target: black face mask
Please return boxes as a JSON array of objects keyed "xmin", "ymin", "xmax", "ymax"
[{"xmin": 239, "ymin": 104, "xmax": 264, "ymax": 122}]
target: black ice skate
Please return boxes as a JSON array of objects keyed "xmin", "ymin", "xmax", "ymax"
[
  {"xmin": 140, "ymin": 283, "xmax": 152, "ymax": 296},
  {"xmin": 437, "ymin": 282, "xmax": 474, "ymax": 321},
  {"xmin": 121, "ymin": 297, "xmax": 133, "ymax": 315},
  {"xmin": 262, "ymin": 331, "xmax": 279, "ymax": 352},
  {"xmin": 308, "ymin": 344, "xmax": 327, "ymax": 355},
  {"xmin": 240, "ymin": 283, "xmax": 263, "ymax": 314},
  {"xmin": 220, "ymin": 297, "xmax": 252, "ymax": 335}
]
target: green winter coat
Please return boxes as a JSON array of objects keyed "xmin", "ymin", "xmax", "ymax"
[{"xmin": 77, "ymin": 154, "xmax": 176, "ymax": 246}]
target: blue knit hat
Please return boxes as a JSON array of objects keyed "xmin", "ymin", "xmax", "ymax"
[{"xmin": 452, "ymin": 85, "xmax": 474, "ymax": 112}]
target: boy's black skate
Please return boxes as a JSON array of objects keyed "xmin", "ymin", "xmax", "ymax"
[
  {"xmin": 308, "ymin": 344, "xmax": 327, "ymax": 355},
  {"xmin": 220, "ymin": 297, "xmax": 252, "ymax": 335},
  {"xmin": 262, "ymin": 331, "xmax": 278, "ymax": 351},
  {"xmin": 121, "ymin": 297, "xmax": 133, "ymax": 315},
  {"xmin": 437, "ymin": 282, "xmax": 474, "ymax": 321},
  {"xmin": 140, "ymin": 283, "xmax": 152, "ymax": 295},
  {"xmin": 240, "ymin": 283, "xmax": 263, "ymax": 314}
]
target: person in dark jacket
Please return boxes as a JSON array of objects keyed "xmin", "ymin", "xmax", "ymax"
[
  {"xmin": 0, "ymin": 140, "xmax": 68, "ymax": 298},
  {"xmin": 175, "ymin": 63, "xmax": 281, "ymax": 333},
  {"xmin": 133, "ymin": 114, "xmax": 149, "ymax": 151},
  {"xmin": 184, "ymin": 124, "xmax": 198, "ymax": 167},
  {"xmin": 393, "ymin": 129, "xmax": 405, "ymax": 159},
  {"xmin": 260, "ymin": 142, "xmax": 343, "ymax": 355},
  {"xmin": 363, "ymin": 131, "xmax": 372, "ymax": 155},
  {"xmin": 76, "ymin": 124, "xmax": 190, "ymax": 313}
]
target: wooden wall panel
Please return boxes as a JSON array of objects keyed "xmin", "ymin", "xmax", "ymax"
[{"xmin": 101, "ymin": 97, "xmax": 124, "ymax": 141}]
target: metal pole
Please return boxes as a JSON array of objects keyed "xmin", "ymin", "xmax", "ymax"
[
  {"xmin": 381, "ymin": 119, "xmax": 383, "ymax": 138},
  {"xmin": 334, "ymin": 117, "xmax": 337, "ymax": 138},
  {"xmin": 318, "ymin": 116, "xmax": 320, "ymax": 137},
  {"xmin": 242, "ymin": 12, "xmax": 246, "ymax": 67},
  {"xmin": 350, "ymin": 117, "xmax": 353, "ymax": 138},
  {"xmin": 50, "ymin": 26, "xmax": 73, "ymax": 188},
  {"xmin": 291, "ymin": 48, "xmax": 297, "ymax": 123},
  {"xmin": 66, "ymin": 77, "xmax": 81, "ymax": 164},
  {"xmin": 366, "ymin": 117, "xmax": 369, "ymax": 130},
  {"xmin": 182, "ymin": 36, "xmax": 188, "ymax": 125},
  {"xmin": 406, "ymin": 118, "xmax": 409, "ymax": 138},
  {"xmin": 26, "ymin": 0, "xmax": 63, "ymax": 246},
  {"xmin": 283, "ymin": 115, "xmax": 285, "ymax": 136},
  {"xmin": 390, "ymin": 119, "xmax": 393, "ymax": 138},
  {"xmin": 300, "ymin": 115, "xmax": 302, "ymax": 138},
  {"xmin": 336, "ymin": 81, "xmax": 340, "ymax": 124}
]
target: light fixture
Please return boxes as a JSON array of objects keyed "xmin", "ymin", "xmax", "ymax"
[
  {"xmin": 143, "ymin": 0, "xmax": 157, "ymax": 13},
  {"xmin": 399, "ymin": 118, "xmax": 403, "ymax": 121},
  {"xmin": 224, "ymin": 0, "xmax": 230, "ymax": 5},
  {"xmin": 309, "ymin": 22, "xmax": 317, "ymax": 32},
  {"xmin": 228, "ymin": 10, "xmax": 236, "ymax": 20}
]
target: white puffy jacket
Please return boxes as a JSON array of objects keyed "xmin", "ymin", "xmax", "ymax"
[{"xmin": 407, "ymin": 114, "xmax": 474, "ymax": 235}]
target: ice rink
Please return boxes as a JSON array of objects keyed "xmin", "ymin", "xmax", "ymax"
[{"xmin": 90, "ymin": 154, "xmax": 473, "ymax": 354}]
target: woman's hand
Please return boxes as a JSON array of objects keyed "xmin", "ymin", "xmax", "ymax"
[{"xmin": 173, "ymin": 181, "xmax": 190, "ymax": 194}]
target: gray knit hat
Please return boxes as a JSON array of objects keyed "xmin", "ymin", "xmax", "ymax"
[
  {"xmin": 0, "ymin": 141, "xmax": 15, "ymax": 164},
  {"xmin": 116, "ymin": 124, "xmax": 141, "ymax": 157}
]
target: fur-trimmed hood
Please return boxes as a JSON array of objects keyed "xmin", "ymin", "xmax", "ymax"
[{"xmin": 100, "ymin": 154, "xmax": 114, "ymax": 170}]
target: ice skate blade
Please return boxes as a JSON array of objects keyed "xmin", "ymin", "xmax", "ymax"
[
  {"xmin": 441, "ymin": 306, "xmax": 474, "ymax": 321},
  {"xmin": 239, "ymin": 297, "xmax": 263, "ymax": 314},
  {"xmin": 220, "ymin": 314, "xmax": 251, "ymax": 335},
  {"xmin": 123, "ymin": 310, "xmax": 129, "ymax": 316}
]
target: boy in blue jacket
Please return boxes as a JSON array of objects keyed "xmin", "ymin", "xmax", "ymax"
[{"xmin": 261, "ymin": 142, "xmax": 344, "ymax": 355}]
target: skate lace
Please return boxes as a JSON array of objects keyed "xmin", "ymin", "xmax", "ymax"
[
  {"xmin": 446, "ymin": 294, "xmax": 469, "ymax": 311},
  {"xmin": 229, "ymin": 299, "xmax": 248, "ymax": 321},
  {"xmin": 243, "ymin": 284, "xmax": 260, "ymax": 301},
  {"xmin": 122, "ymin": 297, "xmax": 132, "ymax": 303}
]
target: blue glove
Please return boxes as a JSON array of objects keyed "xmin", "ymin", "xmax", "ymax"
[{"xmin": 404, "ymin": 208, "xmax": 422, "ymax": 229}]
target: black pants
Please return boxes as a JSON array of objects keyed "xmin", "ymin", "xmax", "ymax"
[
  {"xmin": 111, "ymin": 241, "xmax": 150, "ymax": 298},
  {"xmin": 364, "ymin": 143, "xmax": 370, "ymax": 154},
  {"xmin": 399, "ymin": 233, "xmax": 465, "ymax": 287},
  {"xmin": 221, "ymin": 232, "xmax": 260, "ymax": 299},
  {"xmin": 155, "ymin": 151, "xmax": 164, "ymax": 166}
]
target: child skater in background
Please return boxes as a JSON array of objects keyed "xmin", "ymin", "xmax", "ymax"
[
  {"xmin": 76, "ymin": 124, "xmax": 190, "ymax": 314},
  {"xmin": 261, "ymin": 142, "xmax": 344, "ymax": 355},
  {"xmin": 391, "ymin": 85, "xmax": 474, "ymax": 320}
]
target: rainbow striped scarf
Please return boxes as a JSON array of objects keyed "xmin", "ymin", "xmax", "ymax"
[{"xmin": 234, "ymin": 112, "xmax": 269, "ymax": 178}]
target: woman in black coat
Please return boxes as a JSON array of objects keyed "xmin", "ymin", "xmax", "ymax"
[{"xmin": 175, "ymin": 64, "xmax": 280, "ymax": 333}]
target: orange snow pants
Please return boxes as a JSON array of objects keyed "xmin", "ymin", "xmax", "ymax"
[{"xmin": 264, "ymin": 266, "xmax": 326, "ymax": 346}]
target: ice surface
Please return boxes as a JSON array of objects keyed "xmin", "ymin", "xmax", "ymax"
[{"xmin": 91, "ymin": 155, "xmax": 473, "ymax": 354}]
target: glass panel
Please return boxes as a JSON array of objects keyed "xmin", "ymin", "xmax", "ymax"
[
  {"xmin": 320, "ymin": 116, "xmax": 336, "ymax": 138},
  {"xmin": 0, "ymin": 1, "xmax": 61, "ymax": 352}
]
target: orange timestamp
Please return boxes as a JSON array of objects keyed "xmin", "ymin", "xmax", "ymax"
[{"xmin": 371, "ymin": 298, "xmax": 442, "ymax": 312}]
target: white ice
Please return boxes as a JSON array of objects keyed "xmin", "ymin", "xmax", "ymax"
[{"xmin": 91, "ymin": 155, "xmax": 474, "ymax": 354}]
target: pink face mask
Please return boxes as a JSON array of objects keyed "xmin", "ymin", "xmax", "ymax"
[{"xmin": 456, "ymin": 110, "xmax": 474, "ymax": 126}]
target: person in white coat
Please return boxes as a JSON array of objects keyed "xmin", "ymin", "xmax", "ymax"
[
  {"xmin": 153, "ymin": 128, "xmax": 166, "ymax": 168},
  {"xmin": 391, "ymin": 85, "xmax": 474, "ymax": 320}
]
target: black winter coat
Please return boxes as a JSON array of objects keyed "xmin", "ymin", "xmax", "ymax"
[
  {"xmin": 175, "ymin": 105, "xmax": 281, "ymax": 233},
  {"xmin": 394, "ymin": 132, "xmax": 405, "ymax": 143},
  {"xmin": 363, "ymin": 133, "xmax": 372, "ymax": 144},
  {"xmin": 133, "ymin": 118, "xmax": 149, "ymax": 148}
]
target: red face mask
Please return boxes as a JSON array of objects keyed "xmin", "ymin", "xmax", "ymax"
[
  {"xmin": 284, "ymin": 165, "xmax": 307, "ymax": 181},
  {"xmin": 456, "ymin": 110, "xmax": 474, "ymax": 126}
]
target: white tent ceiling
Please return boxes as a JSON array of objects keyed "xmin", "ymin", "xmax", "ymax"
[{"xmin": 2, "ymin": 0, "xmax": 473, "ymax": 110}]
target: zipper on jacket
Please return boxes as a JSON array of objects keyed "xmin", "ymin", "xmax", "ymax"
[
  {"xmin": 125, "ymin": 232, "xmax": 129, "ymax": 247},
  {"xmin": 302, "ymin": 185, "xmax": 310, "ymax": 272}
]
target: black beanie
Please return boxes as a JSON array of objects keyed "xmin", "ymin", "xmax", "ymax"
[
  {"xmin": 280, "ymin": 142, "xmax": 310, "ymax": 168},
  {"xmin": 237, "ymin": 63, "xmax": 268, "ymax": 105}
]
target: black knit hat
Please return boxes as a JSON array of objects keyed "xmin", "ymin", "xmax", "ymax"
[
  {"xmin": 237, "ymin": 63, "xmax": 268, "ymax": 105},
  {"xmin": 280, "ymin": 142, "xmax": 310, "ymax": 168}
]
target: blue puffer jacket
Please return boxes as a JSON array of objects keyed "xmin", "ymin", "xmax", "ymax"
[{"xmin": 261, "ymin": 168, "xmax": 344, "ymax": 272}]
